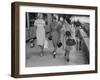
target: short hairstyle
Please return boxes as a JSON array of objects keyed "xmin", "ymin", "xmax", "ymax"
[
  {"xmin": 65, "ymin": 31, "xmax": 71, "ymax": 37},
  {"xmin": 53, "ymin": 17, "xmax": 57, "ymax": 20}
]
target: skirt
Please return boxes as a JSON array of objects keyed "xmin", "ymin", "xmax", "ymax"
[
  {"xmin": 36, "ymin": 28, "xmax": 45, "ymax": 46},
  {"xmin": 51, "ymin": 31, "xmax": 60, "ymax": 47}
]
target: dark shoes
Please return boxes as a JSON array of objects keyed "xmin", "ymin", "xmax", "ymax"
[
  {"xmin": 64, "ymin": 53, "xmax": 70, "ymax": 62},
  {"xmin": 66, "ymin": 58, "xmax": 70, "ymax": 62},
  {"xmin": 30, "ymin": 43, "xmax": 34, "ymax": 48},
  {"xmin": 40, "ymin": 53, "xmax": 44, "ymax": 57},
  {"xmin": 53, "ymin": 52, "xmax": 56, "ymax": 59},
  {"xmin": 53, "ymin": 54, "xmax": 56, "ymax": 58}
]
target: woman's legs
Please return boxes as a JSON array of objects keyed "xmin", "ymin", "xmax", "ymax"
[
  {"xmin": 51, "ymin": 31, "xmax": 59, "ymax": 58},
  {"xmin": 52, "ymin": 43, "xmax": 57, "ymax": 58},
  {"xmin": 76, "ymin": 38, "xmax": 80, "ymax": 51},
  {"xmin": 39, "ymin": 45, "xmax": 44, "ymax": 57},
  {"xmin": 36, "ymin": 28, "xmax": 45, "ymax": 57}
]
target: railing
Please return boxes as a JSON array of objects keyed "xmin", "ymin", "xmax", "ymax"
[{"xmin": 79, "ymin": 28, "xmax": 89, "ymax": 52}]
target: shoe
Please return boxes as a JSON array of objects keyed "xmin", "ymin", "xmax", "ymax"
[
  {"xmin": 53, "ymin": 52, "xmax": 56, "ymax": 58},
  {"xmin": 64, "ymin": 53, "xmax": 66, "ymax": 57},
  {"xmin": 40, "ymin": 53, "xmax": 44, "ymax": 57},
  {"xmin": 66, "ymin": 58, "xmax": 70, "ymax": 62},
  {"xmin": 30, "ymin": 43, "xmax": 34, "ymax": 48}
]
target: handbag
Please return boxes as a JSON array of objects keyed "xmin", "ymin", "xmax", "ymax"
[
  {"xmin": 66, "ymin": 38, "xmax": 76, "ymax": 46},
  {"xmin": 48, "ymin": 35, "xmax": 52, "ymax": 40},
  {"xmin": 57, "ymin": 42, "xmax": 62, "ymax": 48}
]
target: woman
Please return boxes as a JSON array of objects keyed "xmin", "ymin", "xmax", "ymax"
[
  {"xmin": 61, "ymin": 19, "xmax": 72, "ymax": 50},
  {"xmin": 50, "ymin": 16, "xmax": 60, "ymax": 58},
  {"xmin": 64, "ymin": 31, "xmax": 76, "ymax": 62},
  {"xmin": 34, "ymin": 13, "xmax": 46, "ymax": 56}
]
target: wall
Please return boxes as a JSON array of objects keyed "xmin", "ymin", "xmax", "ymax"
[{"xmin": 0, "ymin": 0, "xmax": 100, "ymax": 80}]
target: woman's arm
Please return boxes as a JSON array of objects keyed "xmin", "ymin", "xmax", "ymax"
[{"xmin": 34, "ymin": 20, "xmax": 37, "ymax": 29}]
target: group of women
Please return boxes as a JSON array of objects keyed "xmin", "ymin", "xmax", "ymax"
[{"xmin": 33, "ymin": 13, "xmax": 80, "ymax": 62}]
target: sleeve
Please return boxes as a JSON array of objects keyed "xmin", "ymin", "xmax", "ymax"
[{"xmin": 34, "ymin": 20, "xmax": 37, "ymax": 26}]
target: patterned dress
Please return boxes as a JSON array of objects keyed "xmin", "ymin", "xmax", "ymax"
[{"xmin": 34, "ymin": 19, "xmax": 45, "ymax": 46}]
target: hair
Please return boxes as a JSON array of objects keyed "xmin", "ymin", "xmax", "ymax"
[
  {"xmin": 65, "ymin": 31, "xmax": 71, "ymax": 37},
  {"xmin": 53, "ymin": 17, "xmax": 57, "ymax": 20},
  {"xmin": 37, "ymin": 13, "xmax": 43, "ymax": 19}
]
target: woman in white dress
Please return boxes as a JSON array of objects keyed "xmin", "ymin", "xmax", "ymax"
[{"xmin": 34, "ymin": 13, "xmax": 46, "ymax": 56}]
